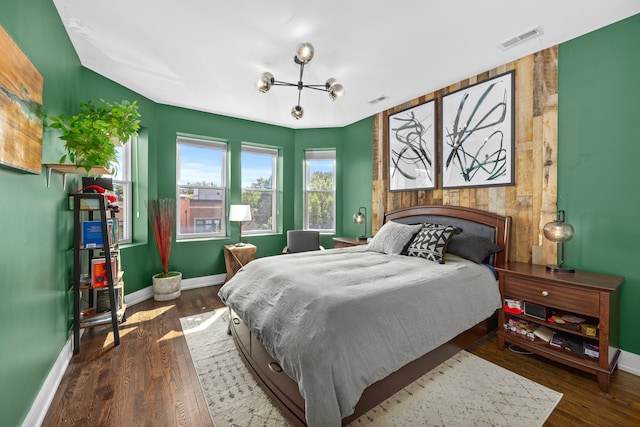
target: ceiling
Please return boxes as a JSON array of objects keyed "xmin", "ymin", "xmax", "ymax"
[{"xmin": 52, "ymin": 1, "xmax": 640, "ymax": 129}]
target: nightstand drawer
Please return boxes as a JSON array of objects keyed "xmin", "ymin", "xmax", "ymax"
[{"xmin": 503, "ymin": 275, "xmax": 600, "ymax": 317}]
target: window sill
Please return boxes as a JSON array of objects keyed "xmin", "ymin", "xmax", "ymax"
[{"xmin": 176, "ymin": 236, "xmax": 227, "ymax": 243}]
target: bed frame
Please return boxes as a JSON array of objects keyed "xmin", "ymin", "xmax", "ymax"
[{"xmin": 228, "ymin": 205, "xmax": 511, "ymax": 426}]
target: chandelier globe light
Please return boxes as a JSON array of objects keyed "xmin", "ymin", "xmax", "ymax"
[
  {"xmin": 256, "ymin": 42, "xmax": 344, "ymax": 120},
  {"xmin": 296, "ymin": 42, "xmax": 314, "ymax": 63}
]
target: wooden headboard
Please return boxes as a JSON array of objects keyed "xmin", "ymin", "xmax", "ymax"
[{"xmin": 383, "ymin": 205, "xmax": 511, "ymax": 266}]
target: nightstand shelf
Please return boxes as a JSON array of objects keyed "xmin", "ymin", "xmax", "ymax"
[{"xmin": 496, "ymin": 262, "xmax": 623, "ymax": 392}]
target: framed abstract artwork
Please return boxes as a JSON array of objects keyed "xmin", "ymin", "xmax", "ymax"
[
  {"xmin": 388, "ymin": 99, "xmax": 436, "ymax": 191},
  {"xmin": 0, "ymin": 25, "xmax": 44, "ymax": 174},
  {"xmin": 441, "ymin": 71, "xmax": 514, "ymax": 189}
]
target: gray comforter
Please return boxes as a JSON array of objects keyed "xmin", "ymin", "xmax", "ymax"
[{"xmin": 218, "ymin": 246, "xmax": 501, "ymax": 427}]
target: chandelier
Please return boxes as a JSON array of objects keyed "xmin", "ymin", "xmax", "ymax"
[{"xmin": 256, "ymin": 42, "xmax": 345, "ymax": 120}]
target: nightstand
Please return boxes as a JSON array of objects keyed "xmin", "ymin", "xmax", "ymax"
[
  {"xmin": 496, "ymin": 262, "xmax": 623, "ymax": 392},
  {"xmin": 332, "ymin": 236, "xmax": 369, "ymax": 248},
  {"xmin": 223, "ymin": 244, "xmax": 256, "ymax": 282}
]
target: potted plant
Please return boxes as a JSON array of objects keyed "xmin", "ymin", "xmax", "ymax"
[
  {"xmin": 48, "ymin": 99, "xmax": 141, "ymax": 173},
  {"xmin": 148, "ymin": 198, "xmax": 182, "ymax": 301}
]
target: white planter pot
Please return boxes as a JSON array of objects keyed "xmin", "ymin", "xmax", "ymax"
[{"xmin": 152, "ymin": 271, "xmax": 182, "ymax": 301}]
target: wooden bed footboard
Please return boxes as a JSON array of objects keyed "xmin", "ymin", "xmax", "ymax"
[{"xmin": 229, "ymin": 309, "xmax": 498, "ymax": 426}]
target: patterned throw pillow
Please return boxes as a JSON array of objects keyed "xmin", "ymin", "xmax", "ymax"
[{"xmin": 406, "ymin": 223, "xmax": 460, "ymax": 263}]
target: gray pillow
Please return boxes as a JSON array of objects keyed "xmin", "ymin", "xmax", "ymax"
[
  {"xmin": 366, "ymin": 221, "xmax": 423, "ymax": 255},
  {"xmin": 447, "ymin": 233, "xmax": 503, "ymax": 264}
]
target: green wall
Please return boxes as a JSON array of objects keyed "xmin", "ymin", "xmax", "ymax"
[
  {"xmin": 342, "ymin": 117, "xmax": 375, "ymax": 238},
  {"xmin": 0, "ymin": 1, "xmax": 83, "ymax": 425},
  {"xmin": 558, "ymin": 13, "xmax": 640, "ymax": 354}
]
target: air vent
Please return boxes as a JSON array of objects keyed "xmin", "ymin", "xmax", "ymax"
[
  {"xmin": 497, "ymin": 26, "xmax": 543, "ymax": 50},
  {"xmin": 369, "ymin": 95, "xmax": 389, "ymax": 105}
]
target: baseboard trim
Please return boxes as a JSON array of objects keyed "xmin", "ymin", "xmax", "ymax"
[
  {"xmin": 22, "ymin": 334, "xmax": 74, "ymax": 427},
  {"xmin": 619, "ymin": 349, "xmax": 640, "ymax": 376},
  {"xmin": 124, "ymin": 273, "xmax": 226, "ymax": 306},
  {"xmin": 25, "ymin": 274, "xmax": 225, "ymax": 427}
]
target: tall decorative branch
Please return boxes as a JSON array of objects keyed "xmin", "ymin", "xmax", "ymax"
[{"xmin": 148, "ymin": 198, "xmax": 175, "ymax": 276}]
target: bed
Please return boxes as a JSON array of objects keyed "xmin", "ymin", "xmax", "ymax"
[{"xmin": 218, "ymin": 205, "xmax": 511, "ymax": 426}]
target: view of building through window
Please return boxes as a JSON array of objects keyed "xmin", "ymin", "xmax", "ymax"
[
  {"xmin": 241, "ymin": 145, "xmax": 277, "ymax": 234},
  {"xmin": 176, "ymin": 136, "xmax": 227, "ymax": 239},
  {"xmin": 305, "ymin": 150, "xmax": 336, "ymax": 232}
]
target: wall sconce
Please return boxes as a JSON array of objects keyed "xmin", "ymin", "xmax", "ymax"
[
  {"xmin": 229, "ymin": 204, "xmax": 252, "ymax": 246},
  {"xmin": 543, "ymin": 210, "xmax": 575, "ymax": 273},
  {"xmin": 353, "ymin": 207, "xmax": 367, "ymax": 241}
]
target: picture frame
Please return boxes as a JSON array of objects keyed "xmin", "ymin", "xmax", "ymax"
[
  {"xmin": 388, "ymin": 99, "xmax": 436, "ymax": 191},
  {"xmin": 0, "ymin": 25, "xmax": 44, "ymax": 174},
  {"xmin": 441, "ymin": 71, "xmax": 515, "ymax": 189}
]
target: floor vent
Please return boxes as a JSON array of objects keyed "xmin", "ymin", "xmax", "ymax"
[{"xmin": 497, "ymin": 26, "xmax": 543, "ymax": 50}]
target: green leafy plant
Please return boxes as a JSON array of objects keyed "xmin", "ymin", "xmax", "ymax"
[{"xmin": 48, "ymin": 99, "xmax": 141, "ymax": 173}]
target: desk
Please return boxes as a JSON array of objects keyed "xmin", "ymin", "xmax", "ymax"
[{"xmin": 223, "ymin": 243, "xmax": 256, "ymax": 282}]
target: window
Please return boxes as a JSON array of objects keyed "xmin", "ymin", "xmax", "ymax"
[
  {"xmin": 107, "ymin": 139, "xmax": 132, "ymax": 244},
  {"xmin": 176, "ymin": 136, "xmax": 227, "ymax": 239},
  {"xmin": 241, "ymin": 145, "xmax": 277, "ymax": 234},
  {"xmin": 304, "ymin": 150, "xmax": 336, "ymax": 232}
]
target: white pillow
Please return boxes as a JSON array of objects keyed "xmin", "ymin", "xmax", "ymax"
[{"xmin": 366, "ymin": 221, "xmax": 423, "ymax": 255}]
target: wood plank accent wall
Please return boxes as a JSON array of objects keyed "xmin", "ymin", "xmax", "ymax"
[{"xmin": 372, "ymin": 46, "xmax": 558, "ymax": 265}]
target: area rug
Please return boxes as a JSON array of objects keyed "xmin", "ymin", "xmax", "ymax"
[{"xmin": 180, "ymin": 309, "xmax": 562, "ymax": 426}]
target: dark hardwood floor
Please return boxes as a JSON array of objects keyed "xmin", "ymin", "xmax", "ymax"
[{"xmin": 42, "ymin": 286, "xmax": 640, "ymax": 426}]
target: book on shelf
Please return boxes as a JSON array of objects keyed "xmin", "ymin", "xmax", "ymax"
[
  {"xmin": 95, "ymin": 283, "xmax": 124, "ymax": 313},
  {"xmin": 533, "ymin": 325, "xmax": 553, "ymax": 342},
  {"xmin": 82, "ymin": 221, "xmax": 103, "ymax": 248},
  {"xmin": 82, "ymin": 218, "xmax": 117, "ymax": 249},
  {"xmin": 548, "ymin": 313, "xmax": 583, "ymax": 331},
  {"xmin": 91, "ymin": 257, "xmax": 118, "ymax": 288}
]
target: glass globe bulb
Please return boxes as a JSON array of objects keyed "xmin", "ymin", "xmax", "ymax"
[
  {"xmin": 256, "ymin": 72, "xmax": 273, "ymax": 93},
  {"xmin": 291, "ymin": 105, "xmax": 304, "ymax": 119},
  {"xmin": 296, "ymin": 42, "xmax": 314, "ymax": 63},
  {"xmin": 353, "ymin": 212, "xmax": 364, "ymax": 224},
  {"xmin": 543, "ymin": 220, "xmax": 574, "ymax": 243},
  {"xmin": 328, "ymin": 83, "xmax": 345, "ymax": 101}
]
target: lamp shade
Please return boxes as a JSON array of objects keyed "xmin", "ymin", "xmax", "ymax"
[
  {"xmin": 229, "ymin": 204, "xmax": 251, "ymax": 222},
  {"xmin": 353, "ymin": 212, "xmax": 365, "ymax": 224},
  {"xmin": 543, "ymin": 210, "xmax": 575, "ymax": 273},
  {"xmin": 543, "ymin": 210, "xmax": 574, "ymax": 243}
]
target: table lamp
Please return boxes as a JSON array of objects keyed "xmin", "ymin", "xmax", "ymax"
[
  {"xmin": 229, "ymin": 204, "xmax": 252, "ymax": 246},
  {"xmin": 353, "ymin": 207, "xmax": 367, "ymax": 241},
  {"xmin": 543, "ymin": 210, "xmax": 575, "ymax": 273}
]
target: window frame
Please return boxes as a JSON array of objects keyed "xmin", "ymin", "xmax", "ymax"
[
  {"xmin": 304, "ymin": 150, "xmax": 336, "ymax": 233},
  {"xmin": 241, "ymin": 144, "xmax": 278, "ymax": 235},
  {"xmin": 176, "ymin": 135, "xmax": 228, "ymax": 241},
  {"xmin": 106, "ymin": 138, "xmax": 132, "ymax": 244}
]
